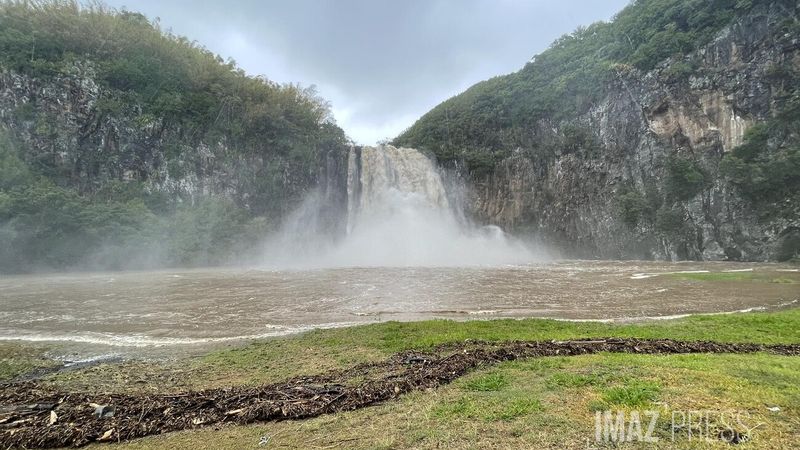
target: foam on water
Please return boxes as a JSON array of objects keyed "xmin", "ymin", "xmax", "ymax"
[
  {"xmin": 551, "ymin": 299, "xmax": 799, "ymax": 323},
  {"xmin": 2, "ymin": 262, "xmax": 797, "ymax": 357},
  {"xmin": 631, "ymin": 270, "xmax": 711, "ymax": 279},
  {"xmin": 0, "ymin": 321, "xmax": 362, "ymax": 347}
]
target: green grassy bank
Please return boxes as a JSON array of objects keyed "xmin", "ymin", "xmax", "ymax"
[{"xmin": 2, "ymin": 308, "xmax": 800, "ymax": 448}]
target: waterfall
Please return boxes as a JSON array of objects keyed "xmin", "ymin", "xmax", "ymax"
[
  {"xmin": 346, "ymin": 145, "xmax": 451, "ymax": 233},
  {"xmin": 261, "ymin": 145, "xmax": 536, "ymax": 267}
]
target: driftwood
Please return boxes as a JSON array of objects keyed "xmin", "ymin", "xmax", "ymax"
[{"xmin": 1, "ymin": 338, "xmax": 799, "ymax": 448}]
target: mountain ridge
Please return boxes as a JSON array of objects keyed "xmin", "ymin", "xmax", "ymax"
[
  {"xmin": 0, "ymin": 1, "xmax": 348, "ymax": 271},
  {"xmin": 396, "ymin": 0, "xmax": 800, "ymax": 261}
]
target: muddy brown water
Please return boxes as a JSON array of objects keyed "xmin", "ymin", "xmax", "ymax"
[{"xmin": 0, "ymin": 260, "xmax": 798, "ymax": 358}]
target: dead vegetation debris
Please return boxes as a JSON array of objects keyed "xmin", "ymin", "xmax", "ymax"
[{"xmin": 2, "ymin": 338, "xmax": 798, "ymax": 448}]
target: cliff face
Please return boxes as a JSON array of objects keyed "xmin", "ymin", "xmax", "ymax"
[
  {"xmin": 465, "ymin": 3, "xmax": 799, "ymax": 260},
  {"xmin": 0, "ymin": 61, "xmax": 342, "ymax": 218},
  {"xmin": 3, "ymin": 2, "xmax": 797, "ymax": 269},
  {"xmin": 0, "ymin": 1, "xmax": 356, "ymax": 271}
]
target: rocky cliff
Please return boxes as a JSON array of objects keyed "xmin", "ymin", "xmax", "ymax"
[
  {"xmin": 398, "ymin": 0, "xmax": 800, "ymax": 261},
  {"xmin": 0, "ymin": 2, "xmax": 348, "ymax": 271},
  {"xmin": 0, "ymin": 62, "xmax": 344, "ymax": 217},
  {"xmin": 2, "ymin": 0, "xmax": 798, "ymax": 269}
]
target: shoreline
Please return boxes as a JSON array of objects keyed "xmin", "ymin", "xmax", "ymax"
[
  {"xmin": 4, "ymin": 305, "xmax": 800, "ymax": 384},
  {"xmin": 2, "ymin": 307, "xmax": 800, "ymax": 448},
  {"xmin": 2, "ymin": 297, "xmax": 799, "ymax": 362},
  {"xmin": 3, "ymin": 261, "xmax": 798, "ymax": 363},
  {"xmin": 6, "ymin": 338, "xmax": 800, "ymax": 448}
]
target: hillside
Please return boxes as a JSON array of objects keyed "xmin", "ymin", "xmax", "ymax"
[
  {"xmin": 395, "ymin": 0, "xmax": 800, "ymax": 261},
  {"xmin": 0, "ymin": 1, "xmax": 348, "ymax": 272}
]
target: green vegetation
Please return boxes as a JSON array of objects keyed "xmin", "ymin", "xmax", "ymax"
[
  {"xmin": 0, "ymin": 1, "xmax": 347, "ymax": 272},
  {"xmin": 721, "ymin": 124, "xmax": 800, "ymax": 204},
  {"xmin": 718, "ymin": 78, "xmax": 800, "ymax": 262},
  {"xmin": 5, "ymin": 308, "xmax": 800, "ymax": 448},
  {"xmin": 776, "ymin": 230, "xmax": 800, "ymax": 262},
  {"xmin": 10, "ymin": 307, "xmax": 799, "ymax": 393},
  {"xmin": 669, "ymin": 271, "xmax": 799, "ymax": 283},
  {"xmin": 616, "ymin": 183, "xmax": 664, "ymax": 235},
  {"xmin": 654, "ymin": 206, "xmax": 687, "ymax": 236},
  {"xmin": 432, "ymin": 392, "xmax": 542, "ymax": 423},
  {"xmin": 0, "ymin": 342, "xmax": 57, "ymax": 381},
  {"xmin": 97, "ymin": 352, "xmax": 800, "ymax": 449},
  {"xmin": 461, "ymin": 372, "xmax": 509, "ymax": 392},
  {"xmin": 199, "ymin": 306, "xmax": 800, "ymax": 367},
  {"xmin": 598, "ymin": 379, "xmax": 661, "ymax": 408},
  {"xmin": 547, "ymin": 372, "xmax": 604, "ymax": 389},
  {"xmin": 664, "ymin": 155, "xmax": 710, "ymax": 201},
  {"xmin": 394, "ymin": 0, "xmax": 768, "ymax": 170},
  {"xmin": 720, "ymin": 95, "xmax": 800, "ymax": 221},
  {"xmin": 394, "ymin": 0, "xmax": 798, "ymax": 260},
  {"xmin": 617, "ymin": 185, "xmax": 655, "ymax": 228},
  {"xmin": 0, "ymin": 131, "xmax": 276, "ymax": 271},
  {"xmin": 0, "ymin": 1, "xmax": 334, "ymax": 152}
]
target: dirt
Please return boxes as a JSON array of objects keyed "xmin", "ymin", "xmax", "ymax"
[{"xmin": 2, "ymin": 338, "xmax": 799, "ymax": 448}]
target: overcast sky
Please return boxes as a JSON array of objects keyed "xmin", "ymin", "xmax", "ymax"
[{"xmin": 105, "ymin": 0, "xmax": 630, "ymax": 144}]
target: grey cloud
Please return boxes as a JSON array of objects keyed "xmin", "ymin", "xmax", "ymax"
[{"xmin": 105, "ymin": 0, "xmax": 630, "ymax": 143}]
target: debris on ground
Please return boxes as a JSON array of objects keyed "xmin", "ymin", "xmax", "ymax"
[{"xmin": 1, "ymin": 338, "xmax": 798, "ymax": 448}]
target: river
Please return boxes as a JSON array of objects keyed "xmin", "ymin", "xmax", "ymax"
[{"xmin": 1, "ymin": 260, "xmax": 797, "ymax": 358}]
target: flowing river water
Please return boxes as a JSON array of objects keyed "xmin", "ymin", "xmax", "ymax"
[
  {"xmin": 2, "ymin": 147, "xmax": 798, "ymax": 359},
  {"xmin": 1, "ymin": 261, "xmax": 798, "ymax": 358}
]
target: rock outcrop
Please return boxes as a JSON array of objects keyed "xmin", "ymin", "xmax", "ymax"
[
  {"xmin": 0, "ymin": 61, "xmax": 345, "ymax": 218},
  {"xmin": 463, "ymin": 3, "xmax": 799, "ymax": 260}
]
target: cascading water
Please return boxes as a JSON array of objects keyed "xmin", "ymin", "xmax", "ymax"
[
  {"xmin": 262, "ymin": 145, "xmax": 536, "ymax": 267},
  {"xmin": 347, "ymin": 145, "xmax": 451, "ymax": 232}
]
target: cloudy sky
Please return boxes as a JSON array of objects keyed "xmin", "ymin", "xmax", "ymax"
[{"xmin": 106, "ymin": 0, "xmax": 630, "ymax": 144}]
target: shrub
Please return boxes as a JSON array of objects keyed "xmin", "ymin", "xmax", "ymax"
[
  {"xmin": 665, "ymin": 155, "xmax": 710, "ymax": 201},
  {"xmin": 664, "ymin": 59, "xmax": 697, "ymax": 81},
  {"xmin": 0, "ymin": 131, "xmax": 32, "ymax": 190},
  {"xmin": 396, "ymin": 0, "xmax": 754, "ymax": 168},
  {"xmin": 617, "ymin": 186, "xmax": 652, "ymax": 228},
  {"xmin": 0, "ymin": 1, "xmax": 350, "ymax": 272},
  {"xmin": 655, "ymin": 206, "xmax": 686, "ymax": 236},
  {"xmin": 776, "ymin": 230, "xmax": 800, "ymax": 262},
  {"xmin": 721, "ymin": 122, "xmax": 800, "ymax": 205}
]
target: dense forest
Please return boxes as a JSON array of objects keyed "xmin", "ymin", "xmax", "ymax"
[
  {"xmin": 396, "ymin": 0, "xmax": 797, "ymax": 171},
  {"xmin": 1, "ymin": 0, "xmax": 797, "ymax": 269},
  {"xmin": 0, "ymin": 1, "xmax": 348, "ymax": 272},
  {"xmin": 395, "ymin": 0, "xmax": 799, "ymax": 261}
]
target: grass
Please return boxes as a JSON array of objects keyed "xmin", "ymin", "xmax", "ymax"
[
  {"xmin": 547, "ymin": 372, "xmax": 606, "ymax": 388},
  {"xmin": 461, "ymin": 372, "xmax": 509, "ymax": 391},
  {"xmin": 0, "ymin": 342, "xmax": 58, "ymax": 381},
  {"xmin": 33, "ymin": 306, "xmax": 800, "ymax": 393},
  {"xmin": 599, "ymin": 380, "xmax": 662, "ymax": 408},
  {"xmin": 3, "ymin": 308, "xmax": 800, "ymax": 448},
  {"xmin": 4, "ymin": 306, "xmax": 798, "ymax": 394},
  {"xmin": 93, "ymin": 351, "xmax": 800, "ymax": 449},
  {"xmin": 669, "ymin": 271, "xmax": 799, "ymax": 283}
]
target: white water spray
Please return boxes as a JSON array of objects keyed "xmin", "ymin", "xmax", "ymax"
[{"xmin": 261, "ymin": 145, "xmax": 537, "ymax": 268}]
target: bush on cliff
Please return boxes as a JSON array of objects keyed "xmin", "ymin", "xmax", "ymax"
[
  {"xmin": 394, "ymin": 0, "xmax": 764, "ymax": 169},
  {"xmin": 0, "ymin": 1, "xmax": 347, "ymax": 272}
]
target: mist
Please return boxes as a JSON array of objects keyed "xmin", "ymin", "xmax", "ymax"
[{"xmin": 258, "ymin": 145, "xmax": 544, "ymax": 269}]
